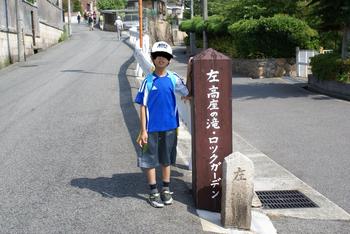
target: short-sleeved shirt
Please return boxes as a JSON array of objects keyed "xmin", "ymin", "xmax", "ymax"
[
  {"xmin": 134, "ymin": 71, "xmax": 189, "ymax": 133},
  {"xmin": 114, "ymin": 19, "xmax": 123, "ymax": 30}
]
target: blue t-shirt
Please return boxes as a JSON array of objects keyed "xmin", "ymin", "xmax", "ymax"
[{"xmin": 134, "ymin": 71, "xmax": 188, "ymax": 132}]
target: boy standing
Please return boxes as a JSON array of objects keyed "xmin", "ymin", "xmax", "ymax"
[{"xmin": 135, "ymin": 41, "xmax": 189, "ymax": 208}]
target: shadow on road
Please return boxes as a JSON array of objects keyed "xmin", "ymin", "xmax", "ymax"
[
  {"xmin": 71, "ymin": 172, "xmax": 147, "ymax": 200},
  {"xmin": 60, "ymin": 69, "xmax": 116, "ymax": 76},
  {"xmin": 232, "ymin": 78, "xmax": 333, "ymax": 101},
  {"xmin": 117, "ymin": 54, "xmax": 140, "ymax": 151},
  {"xmin": 70, "ymin": 169, "xmax": 195, "ymax": 209}
]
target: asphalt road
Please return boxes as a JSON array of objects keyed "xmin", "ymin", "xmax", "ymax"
[
  {"xmin": 1, "ymin": 22, "xmax": 349, "ymax": 234},
  {"xmin": 232, "ymin": 76, "xmax": 350, "ymax": 214},
  {"xmin": 0, "ymin": 24, "xmax": 202, "ymax": 233}
]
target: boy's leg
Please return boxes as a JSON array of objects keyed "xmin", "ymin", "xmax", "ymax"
[
  {"xmin": 160, "ymin": 164, "xmax": 173, "ymax": 205},
  {"xmin": 145, "ymin": 168, "xmax": 156, "ymax": 190},
  {"xmin": 158, "ymin": 130, "xmax": 177, "ymax": 205},
  {"xmin": 161, "ymin": 165, "xmax": 171, "ymax": 187},
  {"xmin": 145, "ymin": 168, "xmax": 164, "ymax": 208}
]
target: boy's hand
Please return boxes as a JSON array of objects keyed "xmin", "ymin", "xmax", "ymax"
[
  {"xmin": 137, "ymin": 130, "xmax": 148, "ymax": 147},
  {"xmin": 181, "ymin": 95, "xmax": 192, "ymax": 103}
]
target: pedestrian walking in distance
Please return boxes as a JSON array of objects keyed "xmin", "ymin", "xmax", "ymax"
[
  {"xmin": 135, "ymin": 41, "xmax": 190, "ymax": 208},
  {"xmin": 99, "ymin": 14, "xmax": 104, "ymax": 31},
  {"xmin": 114, "ymin": 16, "xmax": 123, "ymax": 40},
  {"xmin": 77, "ymin": 12, "xmax": 81, "ymax": 24},
  {"xmin": 88, "ymin": 14, "xmax": 94, "ymax": 31}
]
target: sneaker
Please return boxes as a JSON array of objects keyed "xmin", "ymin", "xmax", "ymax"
[
  {"xmin": 161, "ymin": 190, "xmax": 173, "ymax": 205},
  {"xmin": 148, "ymin": 193, "xmax": 164, "ymax": 208}
]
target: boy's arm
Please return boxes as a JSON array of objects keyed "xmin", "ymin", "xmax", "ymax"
[
  {"xmin": 137, "ymin": 105, "xmax": 148, "ymax": 147},
  {"xmin": 174, "ymin": 73, "xmax": 189, "ymax": 97},
  {"xmin": 135, "ymin": 78, "xmax": 148, "ymax": 147}
]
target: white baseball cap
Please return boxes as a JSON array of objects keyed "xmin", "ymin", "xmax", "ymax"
[{"xmin": 151, "ymin": 41, "xmax": 173, "ymax": 58}]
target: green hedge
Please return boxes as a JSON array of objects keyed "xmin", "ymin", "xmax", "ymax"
[
  {"xmin": 179, "ymin": 16, "xmax": 204, "ymax": 33},
  {"xmin": 310, "ymin": 53, "xmax": 350, "ymax": 83},
  {"xmin": 180, "ymin": 15, "xmax": 235, "ymax": 57},
  {"xmin": 208, "ymin": 35, "xmax": 236, "ymax": 58},
  {"xmin": 228, "ymin": 14, "xmax": 319, "ymax": 58},
  {"xmin": 205, "ymin": 15, "xmax": 228, "ymax": 35},
  {"xmin": 180, "ymin": 15, "xmax": 228, "ymax": 35}
]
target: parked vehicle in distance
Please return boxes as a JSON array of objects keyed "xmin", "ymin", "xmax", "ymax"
[{"xmin": 123, "ymin": 13, "xmax": 139, "ymax": 30}]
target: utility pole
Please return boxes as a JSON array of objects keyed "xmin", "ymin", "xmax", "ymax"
[
  {"xmin": 15, "ymin": 0, "xmax": 22, "ymax": 62},
  {"xmin": 68, "ymin": 0, "xmax": 72, "ymax": 36},
  {"xmin": 202, "ymin": 0, "xmax": 208, "ymax": 49},
  {"xmin": 189, "ymin": 0, "xmax": 196, "ymax": 55},
  {"xmin": 138, "ymin": 0, "xmax": 143, "ymax": 48}
]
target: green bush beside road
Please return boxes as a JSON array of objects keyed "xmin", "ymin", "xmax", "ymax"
[
  {"xmin": 180, "ymin": 14, "xmax": 318, "ymax": 59},
  {"xmin": 311, "ymin": 53, "xmax": 350, "ymax": 83},
  {"xmin": 228, "ymin": 15, "xmax": 319, "ymax": 58}
]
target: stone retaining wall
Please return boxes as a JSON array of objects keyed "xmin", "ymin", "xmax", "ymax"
[{"xmin": 232, "ymin": 58, "xmax": 296, "ymax": 78}]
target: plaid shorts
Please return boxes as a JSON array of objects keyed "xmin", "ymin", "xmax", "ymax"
[{"xmin": 138, "ymin": 129, "xmax": 177, "ymax": 168}]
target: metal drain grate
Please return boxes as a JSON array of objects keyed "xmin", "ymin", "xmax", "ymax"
[{"xmin": 256, "ymin": 190, "xmax": 318, "ymax": 209}]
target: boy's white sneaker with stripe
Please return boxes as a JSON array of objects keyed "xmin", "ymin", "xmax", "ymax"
[
  {"xmin": 148, "ymin": 193, "xmax": 164, "ymax": 208},
  {"xmin": 161, "ymin": 190, "xmax": 173, "ymax": 205}
]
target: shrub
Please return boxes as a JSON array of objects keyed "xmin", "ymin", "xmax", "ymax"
[
  {"xmin": 179, "ymin": 19, "xmax": 193, "ymax": 32},
  {"xmin": 179, "ymin": 16, "xmax": 203, "ymax": 33},
  {"xmin": 193, "ymin": 16, "xmax": 205, "ymax": 34},
  {"xmin": 180, "ymin": 15, "xmax": 235, "ymax": 57},
  {"xmin": 310, "ymin": 53, "xmax": 350, "ymax": 83},
  {"xmin": 228, "ymin": 14, "xmax": 319, "ymax": 58},
  {"xmin": 182, "ymin": 34, "xmax": 202, "ymax": 48},
  {"xmin": 180, "ymin": 15, "xmax": 228, "ymax": 35},
  {"xmin": 205, "ymin": 15, "xmax": 228, "ymax": 35},
  {"xmin": 208, "ymin": 35, "xmax": 237, "ymax": 58}
]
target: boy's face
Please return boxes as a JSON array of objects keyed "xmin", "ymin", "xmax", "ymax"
[{"xmin": 152, "ymin": 54, "xmax": 170, "ymax": 68}]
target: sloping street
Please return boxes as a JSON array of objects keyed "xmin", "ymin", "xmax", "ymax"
[
  {"xmin": 0, "ymin": 22, "xmax": 350, "ymax": 233},
  {"xmin": 0, "ymin": 24, "xmax": 202, "ymax": 233}
]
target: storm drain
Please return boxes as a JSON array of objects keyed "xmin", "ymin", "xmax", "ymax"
[{"xmin": 256, "ymin": 190, "xmax": 318, "ymax": 209}]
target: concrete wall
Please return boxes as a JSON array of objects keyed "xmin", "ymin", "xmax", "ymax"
[
  {"xmin": 38, "ymin": 0, "xmax": 64, "ymax": 30},
  {"xmin": 0, "ymin": 31, "xmax": 17, "ymax": 68},
  {"xmin": 0, "ymin": 0, "xmax": 63, "ymax": 69},
  {"xmin": 37, "ymin": 22, "xmax": 63, "ymax": 50}
]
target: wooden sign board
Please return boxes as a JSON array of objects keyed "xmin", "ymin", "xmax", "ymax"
[{"xmin": 191, "ymin": 48, "xmax": 233, "ymax": 212}]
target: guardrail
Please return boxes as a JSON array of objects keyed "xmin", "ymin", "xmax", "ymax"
[{"xmin": 128, "ymin": 27, "xmax": 154, "ymax": 77}]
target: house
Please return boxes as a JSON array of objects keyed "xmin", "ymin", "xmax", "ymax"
[
  {"xmin": 126, "ymin": 0, "xmax": 167, "ymax": 18},
  {"xmin": 0, "ymin": 0, "xmax": 64, "ymax": 68},
  {"xmin": 99, "ymin": 0, "xmax": 167, "ymax": 32}
]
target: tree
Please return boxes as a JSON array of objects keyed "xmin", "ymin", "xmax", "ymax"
[
  {"xmin": 308, "ymin": 0, "xmax": 350, "ymax": 58},
  {"xmin": 62, "ymin": 0, "xmax": 81, "ymax": 12},
  {"xmin": 97, "ymin": 0, "xmax": 127, "ymax": 10},
  {"xmin": 73, "ymin": 0, "xmax": 82, "ymax": 12},
  {"xmin": 220, "ymin": 0, "xmax": 300, "ymax": 23},
  {"xmin": 26, "ymin": 0, "xmax": 36, "ymax": 4},
  {"xmin": 183, "ymin": 0, "xmax": 202, "ymax": 19}
]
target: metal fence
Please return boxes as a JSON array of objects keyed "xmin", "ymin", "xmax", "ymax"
[{"xmin": 296, "ymin": 47, "xmax": 318, "ymax": 78}]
